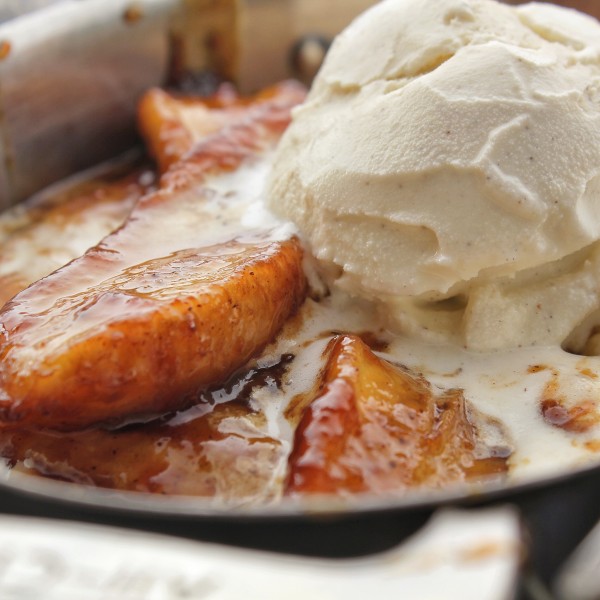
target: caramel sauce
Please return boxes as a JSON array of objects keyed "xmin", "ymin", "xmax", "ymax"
[
  {"xmin": 0, "ymin": 41, "xmax": 11, "ymax": 61},
  {"xmin": 0, "ymin": 166, "xmax": 151, "ymax": 308},
  {"xmin": 585, "ymin": 439, "xmax": 600, "ymax": 452},
  {"xmin": 195, "ymin": 352, "xmax": 294, "ymax": 408},
  {"xmin": 1, "ymin": 354, "xmax": 295, "ymax": 499},
  {"xmin": 3, "ymin": 403, "xmax": 285, "ymax": 499},
  {"xmin": 578, "ymin": 367, "xmax": 598, "ymax": 379},
  {"xmin": 123, "ymin": 3, "xmax": 143, "ymax": 24},
  {"xmin": 540, "ymin": 374, "xmax": 600, "ymax": 433},
  {"xmin": 541, "ymin": 399, "xmax": 600, "ymax": 433},
  {"xmin": 528, "ymin": 364, "xmax": 551, "ymax": 374}
]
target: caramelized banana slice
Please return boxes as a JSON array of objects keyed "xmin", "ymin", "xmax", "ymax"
[
  {"xmin": 0, "ymin": 342, "xmax": 294, "ymax": 500},
  {"xmin": 2, "ymin": 401, "xmax": 285, "ymax": 502},
  {"xmin": 138, "ymin": 81, "xmax": 306, "ymax": 173},
  {"xmin": 0, "ymin": 87, "xmax": 306, "ymax": 431},
  {"xmin": 286, "ymin": 335, "xmax": 508, "ymax": 496},
  {"xmin": 0, "ymin": 166, "xmax": 150, "ymax": 308}
]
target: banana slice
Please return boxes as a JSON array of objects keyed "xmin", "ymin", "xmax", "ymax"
[
  {"xmin": 0, "ymin": 85, "xmax": 307, "ymax": 431},
  {"xmin": 286, "ymin": 335, "xmax": 508, "ymax": 496}
]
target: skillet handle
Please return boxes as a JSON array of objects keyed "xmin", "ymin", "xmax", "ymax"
[
  {"xmin": 554, "ymin": 518, "xmax": 600, "ymax": 600},
  {"xmin": 507, "ymin": 465, "xmax": 600, "ymax": 593}
]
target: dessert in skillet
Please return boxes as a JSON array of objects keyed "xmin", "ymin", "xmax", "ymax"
[{"xmin": 0, "ymin": 0, "xmax": 599, "ymax": 504}]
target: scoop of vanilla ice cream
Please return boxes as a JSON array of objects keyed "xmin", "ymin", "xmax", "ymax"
[{"xmin": 267, "ymin": 0, "xmax": 600, "ymax": 351}]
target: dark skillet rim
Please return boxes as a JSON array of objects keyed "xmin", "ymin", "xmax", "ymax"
[{"xmin": 1, "ymin": 457, "xmax": 599, "ymax": 522}]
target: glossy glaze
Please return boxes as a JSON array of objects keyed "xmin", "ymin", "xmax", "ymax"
[
  {"xmin": 0, "ymin": 165, "xmax": 151, "ymax": 308},
  {"xmin": 0, "ymin": 84, "xmax": 307, "ymax": 430},
  {"xmin": 286, "ymin": 336, "xmax": 508, "ymax": 496},
  {"xmin": 1, "ymin": 356, "xmax": 295, "ymax": 502}
]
